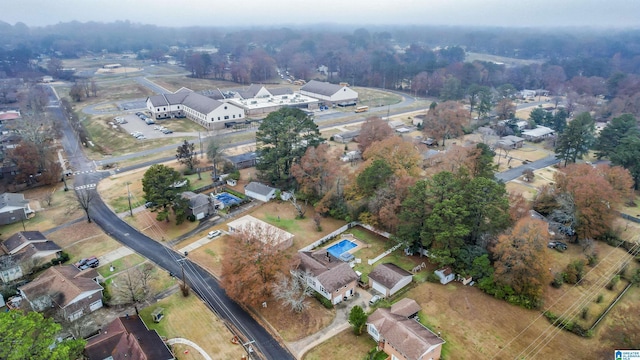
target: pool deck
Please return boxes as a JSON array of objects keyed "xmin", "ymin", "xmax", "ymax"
[{"xmin": 323, "ymin": 234, "xmax": 365, "ymax": 257}]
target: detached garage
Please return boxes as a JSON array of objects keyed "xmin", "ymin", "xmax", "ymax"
[
  {"xmin": 368, "ymin": 263, "xmax": 413, "ymax": 298},
  {"xmin": 244, "ymin": 182, "xmax": 277, "ymax": 202}
]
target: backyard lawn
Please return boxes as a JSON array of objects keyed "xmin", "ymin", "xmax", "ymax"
[{"xmin": 303, "ymin": 328, "xmax": 377, "ymax": 360}]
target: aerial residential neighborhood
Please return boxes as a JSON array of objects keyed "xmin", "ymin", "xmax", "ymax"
[{"xmin": 1, "ymin": 2, "xmax": 640, "ymax": 360}]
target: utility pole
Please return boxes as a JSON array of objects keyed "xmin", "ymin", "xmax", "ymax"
[
  {"xmin": 126, "ymin": 182, "xmax": 133, "ymax": 217},
  {"xmin": 198, "ymin": 131, "xmax": 203, "ymax": 159}
]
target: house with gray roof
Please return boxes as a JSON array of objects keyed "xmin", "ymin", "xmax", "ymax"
[
  {"xmin": 181, "ymin": 191, "xmax": 214, "ymax": 220},
  {"xmin": 367, "ymin": 298, "xmax": 445, "ymax": 360},
  {"xmin": 368, "ymin": 263, "xmax": 413, "ymax": 298},
  {"xmin": 295, "ymin": 249, "xmax": 359, "ymax": 305},
  {"xmin": 244, "ymin": 182, "xmax": 277, "ymax": 202},
  {"xmin": 300, "ymin": 80, "xmax": 358, "ymax": 106},
  {"xmin": 146, "ymin": 88, "xmax": 245, "ymax": 130},
  {"xmin": 0, "ymin": 193, "xmax": 34, "ymax": 225},
  {"xmin": 521, "ymin": 126, "xmax": 555, "ymax": 142},
  {"xmin": 0, "ymin": 232, "xmax": 62, "ymax": 283}
]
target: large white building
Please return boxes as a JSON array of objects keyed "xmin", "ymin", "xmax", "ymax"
[
  {"xmin": 146, "ymin": 88, "xmax": 245, "ymax": 130},
  {"xmin": 299, "ymin": 80, "xmax": 359, "ymax": 107}
]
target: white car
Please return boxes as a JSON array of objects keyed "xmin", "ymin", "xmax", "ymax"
[
  {"xmin": 369, "ymin": 295, "xmax": 381, "ymax": 305},
  {"xmin": 207, "ymin": 230, "xmax": 222, "ymax": 239}
]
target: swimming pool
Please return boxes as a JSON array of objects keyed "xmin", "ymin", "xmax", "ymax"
[
  {"xmin": 214, "ymin": 192, "xmax": 242, "ymax": 207},
  {"xmin": 327, "ymin": 239, "xmax": 357, "ymax": 258}
]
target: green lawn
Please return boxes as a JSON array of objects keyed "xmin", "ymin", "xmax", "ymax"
[
  {"xmin": 263, "ymin": 213, "xmax": 303, "ymax": 233},
  {"xmin": 98, "ymin": 253, "xmax": 146, "ymax": 278}
]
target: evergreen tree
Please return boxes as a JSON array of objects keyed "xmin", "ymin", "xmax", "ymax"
[{"xmin": 555, "ymin": 112, "xmax": 595, "ymax": 166}]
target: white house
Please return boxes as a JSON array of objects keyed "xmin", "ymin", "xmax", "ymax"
[
  {"xmin": 368, "ymin": 263, "xmax": 413, "ymax": 298},
  {"xmin": 19, "ymin": 265, "xmax": 103, "ymax": 321},
  {"xmin": 296, "ymin": 250, "xmax": 359, "ymax": 305},
  {"xmin": 244, "ymin": 182, "xmax": 277, "ymax": 202},
  {"xmin": 300, "ymin": 80, "xmax": 358, "ymax": 107},
  {"xmin": 146, "ymin": 88, "xmax": 245, "ymax": 130},
  {"xmin": 227, "ymin": 215, "xmax": 294, "ymax": 250},
  {"xmin": 434, "ymin": 267, "xmax": 455, "ymax": 285},
  {"xmin": 521, "ymin": 126, "xmax": 555, "ymax": 142}
]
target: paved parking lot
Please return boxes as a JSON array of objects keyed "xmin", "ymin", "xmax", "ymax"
[{"xmin": 117, "ymin": 114, "xmax": 173, "ymax": 139}]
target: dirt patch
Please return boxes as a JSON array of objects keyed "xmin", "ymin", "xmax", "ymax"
[{"xmin": 46, "ymin": 222, "xmax": 104, "ymax": 248}]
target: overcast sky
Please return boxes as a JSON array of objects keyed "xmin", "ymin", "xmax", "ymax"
[{"xmin": 3, "ymin": 0, "xmax": 640, "ymax": 29}]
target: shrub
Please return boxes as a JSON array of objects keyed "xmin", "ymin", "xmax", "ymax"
[
  {"xmin": 551, "ymin": 273, "xmax": 564, "ymax": 288},
  {"xmin": 314, "ymin": 291, "xmax": 333, "ymax": 309},
  {"xmin": 596, "ymin": 294, "xmax": 604, "ymax": 303},
  {"xmin": 51, "ymin": 252, "xmax": 70, "ymax": 265},
  {"xmin": 187, "ymin": 214, "xmax": 196, "ymax": 222},
  {"xmin": 100, "ymin": 282, "xmax": 112, "ymax": 305},
  {"xmin": 598, "ymin": 229, "xmax": 623, "ymax": 247},
  {"xmin": 563, "ymin": 260, "xmax": 585, "ymax": 284},
  {"xmin": 581, "ymin": 307, "xmax": 588, "ymax": 320},
  {"xmin": 607, "ymin": 275, "xmax": 621, "ymax": 291},
  {"xmin": 586, "ymin": 252, "xmax": 598, "ymax": 266},
  {"xmin": 618, "ymin": 264, "xmax": 628, "ymax": 278}
]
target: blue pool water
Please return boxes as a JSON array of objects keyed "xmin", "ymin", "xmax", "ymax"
[
  {"xmin": 214, "ymin": 192, "xmax": 242, "ymax": 206},
  {"xmin": 327, "ymin": 239, "xmax": 357, "ymax": 258}
]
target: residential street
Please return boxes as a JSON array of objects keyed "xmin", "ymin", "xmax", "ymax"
[{"xmin": 46, "ymin": 86, "xmax": 295, "ymax": 360}]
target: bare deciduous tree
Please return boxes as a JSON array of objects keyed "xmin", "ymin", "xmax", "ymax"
[
  {"xmin": 76, "ymin": 189, "xmax": 96, "ymax": 223},
  {"xmin": 288, "ymin": 190, "xmax": 307, "ymax": 219},
  {"xmin": 272, "ymin": 274, "xmax": 312, "ymax": 313},
  {"xmin": 114, "ymin": 263, "xmax": 155, "ymax": 312}
]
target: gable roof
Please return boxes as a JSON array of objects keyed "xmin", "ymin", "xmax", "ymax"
[
  {"xmin": 19, "ymin": 265, "xmax": 102, "ymax": 308},
  {"xmin": 369, "ymin": 263, "xmax": 412, "ymax": 290},
  {"xmin": 2, "ymin": 231, "xmax": 48, "ymax": 254},
  {"xmin": 85, "ymin": 315, "xmax": 174, "ymax": 360},
  {"xmin": 368, "ymin": 305, "xmax": 445, "ymax": 360},
  {"xmin": 181, "ymin": 191, "xmax": 210, "ymax": 209},
  {"xmin": 245, "ymin": 182, "xmax": 276, "ymax": 196},
  {"xmin": 298, "ymin": 250, "xmax": 359, "ymax": 293},
  {"xmin": 269, "ymin": 87, "xmax": 294, "ymax": 96},
  {"xmin": 0, "ymin": 193, "xmax": 29, "ymax": 210},
  {"xmin": 300, "ymin": 80, "xmax": 343, "ymax": 97},
  {"xmin": 181, "ymin": 92, "xmax": 225, "ymax": 114},
  {"xmin": 390, "ymin": 298, "xmax": 421, "ymax": 318}
]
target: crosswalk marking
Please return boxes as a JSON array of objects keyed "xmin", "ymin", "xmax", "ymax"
[
  {"xmin": 74, "ymin": 183, "xmax": 96, "ymax": 190},
  {"xmin": 73, "ymin": 170, "xmax": 96, "ymax": 175}
]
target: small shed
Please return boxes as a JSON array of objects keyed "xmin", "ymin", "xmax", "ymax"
[{"xmin": 434, "ymin": 267, "xmax": 455, "ymax": 285}]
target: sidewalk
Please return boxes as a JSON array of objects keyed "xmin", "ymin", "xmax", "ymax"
[
  {"xmin": 98, "ymin": 246, "xmax": 134, "ymax": 265},
  {"xmin": 178, "ymin": 232, "xmax": 227, "ymax": 254}
]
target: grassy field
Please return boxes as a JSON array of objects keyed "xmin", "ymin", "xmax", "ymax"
[
  {"xmin": 303, "ymin": 328, "xmax": 377, "ymax": 360},
  {"xmin": 139, "ymin": 292, "xmax": 246, "ymax": 360},
  {"xmin": 465, "ymin": 52, "xmax": 545, "ymax": 67}
]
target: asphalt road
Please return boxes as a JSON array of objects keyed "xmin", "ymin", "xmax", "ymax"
[
  {"xmin": 46, "ymin": 86, "xmax": 294, "ymax": 360},
  {"xmin": 495, "ymin": 154, "xmax": 559, "ymax": 182}
]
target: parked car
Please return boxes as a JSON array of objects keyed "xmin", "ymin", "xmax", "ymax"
[
  {"xmin": 207, "ymin": 230, "xmax": 222, "ymax": 239},
  {"xmin": 74, "ymin": 258, "xmax": 88, "ymax": 268},
  {"xmin": 81, "ymin": 257, "xmax": 99, "ymax": 269},
  {"xmin": 369, "ymin": 295, "xmax": 381, "ymax": 305},
  {"xmin": 162, "ymin": 129, "xmax": 173, "ymax": 134},
  {"xmin": 548, "ymin": 241, "xmax": 568, "ymax": 251},
  {"xmin": 144, "ymin": 201, "xmax": 156, "ymax": 208}
]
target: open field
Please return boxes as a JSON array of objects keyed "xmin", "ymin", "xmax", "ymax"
[
  {"xmin": 152, "ymin": 77, "xmax": 240, "ymax": 92},
  {"xmin": 139, "ymin": 292, "xmax": 246, "ymax": 360}
]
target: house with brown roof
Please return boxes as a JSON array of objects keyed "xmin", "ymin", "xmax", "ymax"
[
  {"xmin": 18, "ymin": 265, "xmax": 103, "ymax": 321},
  {"xmin": 295, "ymin": 249, "xmax": 359, "ymax": 305},
  {"xmin": 0, "ymin": 231, "xmax": 62, "ymax": 283},
  {"xmin": 299, "ymin": 80, "xmax": 358, "ymax": 107},
  {"xmin": 0, "ymin": 193, "xmax": 34, "ymax": 225},
  {"xmin": 146, "ymin": 88, "xmax": 245, "ymax": 130},
  {"xmin": 368, "ymin": 263, "xmax": 413, "ymax": 298},
  {"xmin": 84, "ymin": 314, "xmax": 175, "ymax": 360},
  {"xmin": 367, "ymin": 298, "xmax": 445, "ymax": 360}
]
